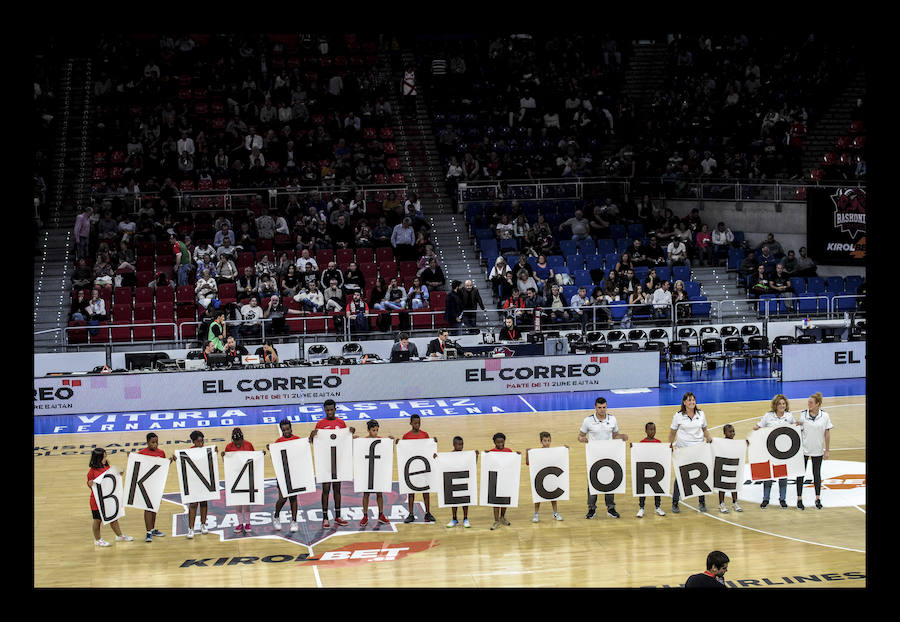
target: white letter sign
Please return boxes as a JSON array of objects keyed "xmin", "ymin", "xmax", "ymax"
[
  {"xmin": 586, "ymin": 440, "xmax": 627, "ymax": 495},
  {"xmin": 269, "ymin": 439, "xmax": 316, "ymax": 498},
  {"xmin": 224, "ymin": 451, "xmax": 266, "ymax": 506},
  {"xmin": 630, "ymin": 442, "xmax": 672, "ymax": 498},
  {"xmin": 436, "ymin": 450, "xmax": 478, "ymax": 508},
  {"xmin": 480, "ymin": 451, "xmax": 521, "ymax": 507},
  {"xmin": 711, "ymin": 438, "xmax": 746, "ymax": 494},
  {"xmin": 673, "ymin": 444, "xmax": 714, "ymax": 499},
  {"xmin": 124, "ymin": 453, "xmax": 170, "ymax": 512},
  {"xmin": 528, "ymin": 446, "xmax": 570, "ymax": 503},
  {"xmin": 92, "ymin": 467, "xmax": 126, "ymax": 525},
  {"xmin": 313, "ymin": 428, "xmax": 353, "ymax": 483},
  {"xmin": 353, "ymin": 437, "xmax": 394, "ymax": 493},
  {"xmin": 748, "ymin": 427, "xmax": 804, "ymax": 481},
  {"xmin": 175, "ymin": 446, "xmax": 221, "ymax": 504},
  {"xmin": 397, "ymin": 439, "xmax": 438, "ymax": 495}
]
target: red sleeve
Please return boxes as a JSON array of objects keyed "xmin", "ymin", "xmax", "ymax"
[{"xmin": 174, "ymin": 243, "xmax": 181, "ymax": 255}]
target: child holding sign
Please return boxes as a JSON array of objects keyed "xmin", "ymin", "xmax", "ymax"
[
  {"xmin": 359, "ymin": 420, "xmax": 394, "ymax": 527},
  {"xmin": 139, "ymin": 433, "xmax": 167, "ymax": 542},
  {"xmin": 308, "ymin": 399, "xmax": 356, "ymax": 528},
  {"xmin": 267, "ymin": 419, "xmax": 301, "ymax": 533},
  {"xmin": 87, "ymin": 448, "xmax": 134, "ymax": 547},
  {"xmin": 717, "ymin": 425, "xmax": 744, "ymax": 513},
  {"xmin": 446, "ymin": 436, "xmax": 475, "ymax": 528},
  {"xmin": 221, "ymin": 428, "xmax": 260, "ymax": 534},
  {"xmin": 180, "ymin": 431, "xmax": 210, "ymax": 539},
  {"xmin": 526, "ymin": 431, "xmax": 566, "ymax": 522},
  {"xmin": 488, "ymin": 433, "xmax": 521, "ymax": 531},
  {"xmin": 632, "ymin": 422, "xmax": 666, "ymax": 518},
  {"xmin": 399, "ymin": 414, "xmax": 437, "ymax": 524}
]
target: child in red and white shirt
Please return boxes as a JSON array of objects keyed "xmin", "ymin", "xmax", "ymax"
[
  {"xmin": 359, "ymin": 420, "xmax": 396, "ymax": 527},
  {"xmin": 487, "ymin": 432, "xmax": 521, "ymax": 531},
  {"xmin": 266, "ymin": 419, "xmax": 301, "ymax": 532},
  {"xmin": 221, "ymin": 427, "xmax": 259, "ymax": 534},
  {"xmin": 87, "ymin": 448, "xmax": 134, "ymax": 547},
  {"xmin": 307, "ymin": 399, "xmax": 356, "ymax": 528}
]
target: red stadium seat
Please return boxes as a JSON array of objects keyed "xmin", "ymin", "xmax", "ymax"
[
  {"xmin": 355, "ymin": 247, "xmax": 374, "ymax": 264},
  {"xmin": 133, "ymin": 303, "xmax": 154, "ymax": 321},
  {"xmin": 316, "ymin": 249, "xmax": 335, "ymax": 266},
  {"xmin": 132, "ymin": 319, "xmax": 154, "ymax": 342},
  {"xmin": 375, "ymin": 247, "xmax": 394, "ymax": 263},
  {"xmin": 135, "ymin": 286, "xmax": 153, "ymax": 304},
  {"xmin": 155, "ymin": 286, "xmax": 175, "ymax": 303}
]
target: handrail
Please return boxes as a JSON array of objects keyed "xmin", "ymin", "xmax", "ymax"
[{"xmin": 64, "ymin": 321, "xmax": 178, "ymax": 345}]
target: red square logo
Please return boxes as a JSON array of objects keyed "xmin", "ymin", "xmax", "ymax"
[
  {"xmin": 330, "ymin": 368, "xmax": 339, "ymax": 374},
  {"xmin": 62, "ymin": 379, "xmax": 69, "ymax": 386},
  {"xmin": 590, "ymin": 356, "xmax": 597, "ymax": 362},
  {"xmin": 73, "ymin": 379, "xmax": 81, "ymax": 387},
  {"xmin": 599, "ymin": 357, "xmax": 608, "ymax": 364},
  {"xmin": 340, "ymin": 368, "xmax": 350, "ymax": 375},
  {"xmin": 750, "ymin": 461, "xmax": 772, "ymax": 480},
  {"xmin": 772, "ymin": 464, "xmax": 788, "ymax": 478}
]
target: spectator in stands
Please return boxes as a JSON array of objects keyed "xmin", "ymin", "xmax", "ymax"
[
  {"xmin": 407, "ymin": 277, "xmax": 430, "ymax": 311},
  {"xmin": 626, "ymin": 239, "xmax": 649, "ymax": 268},
  {"xmin": 85, "ymin": 288, "xmax": 107, "ymax": 334},
  {"xmin": 255, "ymin": 208, "xmax": 276, "ymax": 242},
  {"xmin": 301, "ymin": 262, "xmax": 319, "ymax": 290},
  {"xmin": 570, "ymin": 286, "xmax": 591, "ymax": 329},
  {"xmin": 769, "ymin": 263, "xmax": 794, "ymax": 309},
  {"xmin": 614, "ymin": 252, "xmax": 634, "ymax": 275},
  {"xmin": 236, "ymin": 266, "xmax": 259, "ymax": 299},
  {"xmin": 214, "ymin": 223, "xmax": 236, "ymax": 248},
  {"xmin": 588, "ymin": 204, "xmax": 612, "ymax": 240},
  {"xmin": 673, "ymin": 279, "xmax": 691, "ymax": 318},
  {"xmin": 628, "ymin": 284, "xmax": 652, "ymax": 318},
  {"xmin": 516, "ymin": 269, "xmax": 538, "ymax": 296},
  {"xmin": 318, "ymin": 261, "xmax": 342, "ymax": 290},
  {"xmin": 498, "ymin": 316, "xmax": 523, "ymax": 341},
  {"xmin": 216, "ymin": 253, "xmax": 238, "ymax": 284},
  {"xmin": 295, "ymin": 248, "xmax": 318, "ymax": 272},
  {"xmin": 280, "ymin": 264, "xmax": 301, "ymax": 298},
  {"xmin": 372, "ymin": 216, "xmax": 393, "ymax": 247},
  {"xmin": 339, "ymin": 261, "xmax": 362, "ymax": 295},
  {"xmin": 420, "ymin": 258, "xmax": 446, "ymax": 291},
  {"xmin": 560, "ymin": 209, "xmax": 590, "ymax": 241},
  {"xmin": 255, "ymin": 253, "xmax": 275, "ymax": 278},
  {"xmin": 345, "ymin": 290, "xmax": 370, "ymax": 333},
  {"xmin": 294, "ymin": 281, "xmax": 325, "ymax": 313},
  {"xmin": 749, "ymin": 265, "xmax": 770, "ymax": 299},
  {"xmin": 544, "ymin": 283, "xmax": 570, "ymax": 323},
  {"xmin": 460, "ymin": 279, "xmax": 485, "ymax": 329},
  {"xmin": 711, "ymin": 222, "xmax": 734, "ymax": 266},
  {"xmin": 374, "ymin": 277, "xmax": 407, "ymax": 311},
  {"xmin": 193, "ymin": 239, "xmax": 216, "ymax": 264},
  {"xmin": 444, "ymin": 280, "xmax": 463, "ymax": 334},
  {"xmin": 757, "ymin": 233, "xmax": 785, "ymax": 258},
  {"xmin": 149, "ymin": 270, "xmax": 175, "ymax": 294},
  {"xmin": 489, "ymin": 256, "xmax": 512, "ymax": 294},
  {"xmin": 171, "ymin": 233, "xmax": 192, "ymax": 286},
  {"xmin": 643, "ymin": 236, "xmax": 666, "ymax": 267},
  {"xmin": 533, "ymin": 254, "xmax": 555, "ymax": 294},
  {"xmin": 97, "ymin": 210, "xmax": 118, "ymax": 243},
  {"xmin": 758, "ymin": 245, "xmax": 778, "ymax": 278},
  {"xmin": 667, "ymin": 236, "xmax": 690, "ymax": 270},
  {"xmin": 694, "ymin": 223, "xmax": 712, "ymax": 267},
  {"xmin": 74, "ymin": 206, "xmax": 92, "ymax": 260},
  {"xmin": 258, "ymin": 273, "xmax": 278, "ymax": 300},
  {"xmin": 69, "ymin": 289, "xmax": 90, "ymax": 322},
  {"xmin": 322, "ymin": 278, "xmax": 345, "ymax": 313},
  {"xmin": 195, "ymin": 268, "xmax": 218, "ymax": 308},
  {"xmin": 118, "ymin": 213, "xmax": 136, "ymax": 245},
  {"xmin": 93, "ymin": 253, "xmax": 115, "ymax": 290},
  {"xmin": 777, "ymin": 249, "xmax": 799, "ymax": 277},
  {"xmin": 795, "ymin": 246, "xmax": 818, "ymax": 277},
  {"xmin": 355, "ymin": 220, "xmax": 374, "ymax": 248},
  {"xmin": 497, "ymin": 271, "xmax": 516, "ymax": 306},
  {"xmin": 196, "ymin": 253, "xmax": 216, "ymax": 279},
  {"xmin": 239, "ymin": 296, "xmax": 264, "ymax": 339},
  {"xmin": 652, "ymin": 280, "xmax": 672, "ymax": 319},
  {"xmin": 391, "ymin": 217, "xmax": 416, "ymax": 261},
  {"xmin": 643, "ymin": 267, "xmax": 660, "ymax": 293},
  {"xmin": 72, "ymin": 258, "xmax": 93, "ymax": 290},
  {"xmin": 617, "ymin": 267, "xmax": 639, "ymax": 297}
]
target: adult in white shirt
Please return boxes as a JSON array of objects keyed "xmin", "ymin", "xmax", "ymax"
[
  {"xmin": 795, "ymin": 392, "xmax": 833, "ymax": 510},
  {"xmin": 239, "ymin": 296, "xmax": 264, "ymax": 338},
  {"xmin": 753, "ymin": 394, "xmax": 801, "ymax": 509},
  {"xmin": 666, "ymin": 239, "xmax": 690, "ymax": 269},
  {"xmin": 651, "ymin": 279, "xmax": 672, "ymax": 319},
  {"xmin": 711, "ymin": 221, "xmax": 734, "ymax": 265},
  {"xmin": 195, "ymin": 269, "xmax": 218, "ymax": 308},
  {"xmin": 295, "ymin": 249, "xmax": 318, "ymax": 273},
  {"xmin": 244, "ymin": 127, "xmax": 263, "ymax": 152},
  {"xmin": 578, "ymin": 397, "xmax": 628, "ymax": 519},
  {"xmin": 668, "ymin": 392, "xmax": 712, "ymax": 513},
  {"xmin": 193, "ymin": 242, "xmax": 216, "ymax": 264},
  {"xmin": 177, "ymin": 131, "xmax": 195, "ymax": 156}
]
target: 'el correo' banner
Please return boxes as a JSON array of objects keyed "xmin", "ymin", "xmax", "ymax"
[{"xmin": 33, "ymin": 353, "xmax": 659, "ymax": 416}]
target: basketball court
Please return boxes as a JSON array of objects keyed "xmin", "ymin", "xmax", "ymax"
[{"xmin": 33, "ymin": 374, "xmax": 865, "ymax": 588}]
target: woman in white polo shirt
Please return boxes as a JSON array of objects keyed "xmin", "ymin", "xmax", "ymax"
[
  {"xmin": 795, "ymin": 392, "xmax": 833, "ymax": 510},
  {"xmin": 753, "ymin": 394, "xmax": 801, "ymax": 509},
  {"xmin": 668, "ymin": 392, "xmax": 712, "ymax": 513}
]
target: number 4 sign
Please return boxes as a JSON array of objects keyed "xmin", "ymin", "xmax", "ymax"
[{"xmin": 224, "ymin": 451, "xmax": 266, "ymax": 505}]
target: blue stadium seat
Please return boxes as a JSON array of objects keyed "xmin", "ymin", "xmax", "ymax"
[
  {"xmin": 615, "ymin": 238, "xmax": 631, "ymax": 254},
  {"xmin": 627, "ymin": 223, "xmax": 645, "ymax": 240},
  {"xmin": 559, "ymin": 240, "xmax": 578, "ymax": 257},
  {"xmin": 577, "ymin": 238, "xmax": 596, "ymax": 255},
  {"xmin": 547, "ymin": 255, "xmax": 566, "ymax": 271},
  {"xmin": 584, "ymin": 254, "xmax": 604, "ymax": 272},
  {"xmin": 609, "ymin": 301, "xmax": 629, "ymax": 322},
  {"xmin": 573, "ymin": 269, "xmax": 593, "ymax": 287},
  {"xmin": 594, "ymin": 238, "xmax": 614, "ymax": 255},
  {"xmin": 683, "ymin": 281, "xmax": 701, "ymax": 298},
  {"xmin": 499, "ymin": 238, "xmax": 518, "ymax": 254},
  {"xmin": 691, "ymin": 296, "xmax": 711, "ymax": 319},
  {"xmin": 757, "ymin": 294, "xmax": 778, "ymax": 317},
  {"xmin": 505, "ymin": 254, "xmax": 520, "ymax": 267},
  {"xmin": 562, "ymin": 285, "xmax": 579, "ymax": 302},
  {"xmin": 834, "ymin": 294, "xmax": 859, "ymax": 311},
  {"xmin": 844, "ymin": 275, "xmax": 863, "ymax": 292},
  {"xmin": 475, "ymin": 228, "xmax": 495, "ymax": 240},
  {"xmin": 826, "ymin": 276, "xmax": 845, "ymax": 294},
  {"xmin": 566, "ymin": 254, "xmax": 584, "ymax": 270},
  {"xmin": 604, "ymin": 253, "xmax": 619, "ymax": 271},
  {"xmin": 633, "ymin": 266, "xmax": 649, "ymax": 282},
  {"xmin": 732, "ymin": 231, "xmax": 745, "ymax": 246},
  {"xmin": 789, "ymin": 277, "xmax": 807, "ymax": 294},
  {"xmin": 656, "ymin": 267, "xmax": 671, "ymax": 282},
  {"xmin": 610, "ymin": 225, "xmax": 627, "ymax": 240},
  {"xmin": 727, "ymin": 249, "xmax": 743, "ymax": 270},
  {"xmin": 479, "ymin": 238, "xmax": 498, "ymax": 258},
  {"xmin": 673, "ymin": 266, "xmax": 691, "ymax": 283},
  {"xmin": 806, "ymin": 277, "xmax": 825, "ymax": 294},
  {"xmin": 795, "ymin": 296, "xmax": 819, "ymax": 314},
  {"xmin": 527, "ymin": 256, "xmax": 538, "ymax": 270}
]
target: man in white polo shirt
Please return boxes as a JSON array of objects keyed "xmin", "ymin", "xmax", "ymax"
[{"xmin": 578, "ymin": 397, "xmax": 629, "ymax": 519}]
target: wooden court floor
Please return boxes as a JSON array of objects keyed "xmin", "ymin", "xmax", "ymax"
[{"xmin": 34, "ymin": 395, "xmax": 865, "ymax": 588}]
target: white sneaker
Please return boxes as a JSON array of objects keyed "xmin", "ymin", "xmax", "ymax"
[
  {"xmin": 446, "ymin": 519, "xmax": 458, "ymax": 528},
  {"xmin": 732, "ymin": 502, "xmax": 743, "ymax": 512},
  {"xmin": 95, "ymin": 538, "xmax": 111, "ymax": 547},
  {"xmin": 186, "ymin": 528, "xmax": 194, "ymax": 539},
  {"xmin": 290, "ymin": 521, "xmax": 298, "ymax": 532},
  {"xmin": 553, "ymin": 512, "xmax": 563, "ymax": 521},
  {"xmin": 200, "ymin": 524, "xmax": 208, "ymax": 534},
  {"xmin": 273, "ymin": 512, "xmax": 281, "ymax": 530},
  {"xmin": 462, "ymin": 519, "xmax": 471, "ymax": 528},
  {"xmin": 636, "ymin": 507, "xmax": 645, "ymax": 518},
  {"xmin": 532, "ymin": 513, "xmax": 540, "ymax": 523},
  {"xmin": 719, "ymin": 502, "xmax": 729, "ymax": 513},
  {"xmin": 115, "ymin": 534, "xmax": 134, "ymax": 542},
  {"xmin": 654, "ymin": 507, "xmax": 666, "ymax": 516}
]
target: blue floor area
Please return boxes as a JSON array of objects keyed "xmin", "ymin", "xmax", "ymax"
[{"xmin": 34, "ymin": 360, "xmax": 865, "ymax": 435}]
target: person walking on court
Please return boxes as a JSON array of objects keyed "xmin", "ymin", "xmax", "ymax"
[
  {"xmin": 308, "ymin": 399, "xmax": 356, "ymax": 528},
  {"xmin": 795, "ymin": 392, "xmax": 833, "ymax": 510},
  {"xmin": 754, "ymin": 394, "xmax": 800, "ymax": 509},
  {"xmin": 221, "ymin": 427, "xmax": 260, "ymax": 535},
  {"xmin": 526, "ymin": 431, "xmax": 567, "ymax": 522},
  {"xmin": 685, "ymin": 550, "xmax": 729, "ymax": 588},
  {"xmin": 139, "ymin": 433, "xmax": 167, "ymax": 542},
  {"xmin": 398, "ymin": 414, "xmax": 437, "ymax": 524},
  {"xmin": 446, "ymin": 436, "xmax": 475, "ymax": 528},
  {"xmin": 632, "ymin": 422, "xmax": 665, "ymax": 518},
  {"xmin": 579, "ymin": 396, "xmax": 628, "ymax": 519},
  {"xmin": 180, "ymin": 430, "xmax": 210, "ymax": 539},
  {"xmin": 267, "ymin": 419, "xmax": 301, "ymax": 533},
  {"xmin": 717, "ymin": 425, "xmax": 743, "ymax": 513},
  {"xmin": 87, "ymin": 448, "xmax": 134, "ymax": 547},
  {"xmin": 668, "ymin": 392, "xmax": 712, "ymax": 513}
]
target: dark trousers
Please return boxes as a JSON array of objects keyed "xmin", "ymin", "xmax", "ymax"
[{"xmin": 796, "ymin": 454, "xmax": 824, "ymax": 497}]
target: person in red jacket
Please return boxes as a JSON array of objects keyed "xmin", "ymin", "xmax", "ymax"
[
  {"xmin": 487, "ymin": 433, "xmax": 521, "ymax": 531},
  {"xmin": 139, "ymin": 433, "xmax": 168, "ymax": 542},
  {"xmin": 397, "ymin": 414, "xmax": 437, "ymax": 523},
  {"xmin": 266, "ymin": 419, "xmax": 301, "ymax": 533},
  {"xmin": 87, "ymin": 448, "xmax": 134, "ymax": 547},
  {"xmin": 631, "ymin": 422, "xmax": 666, "ymax": 518},
  {"xmin": 221, "ymin": 428, "xmax": 261, "ymax": 535},
  {"xmin": 308, "ymin": 399, "xmax": 356, "ymax": 528}
]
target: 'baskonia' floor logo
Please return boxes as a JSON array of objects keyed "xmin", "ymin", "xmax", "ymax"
[{"xmin": 163, "ymin": 479, "xmax": 418, "ymax": 551}]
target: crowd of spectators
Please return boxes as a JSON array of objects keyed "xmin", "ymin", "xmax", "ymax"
[
  {"xmin": 34, "ymin": 41, "xmax": 58, "ymax": 250},
  {"xmin": 88, "ymin": 33, "xmax": 398, "ymax": 206}
]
